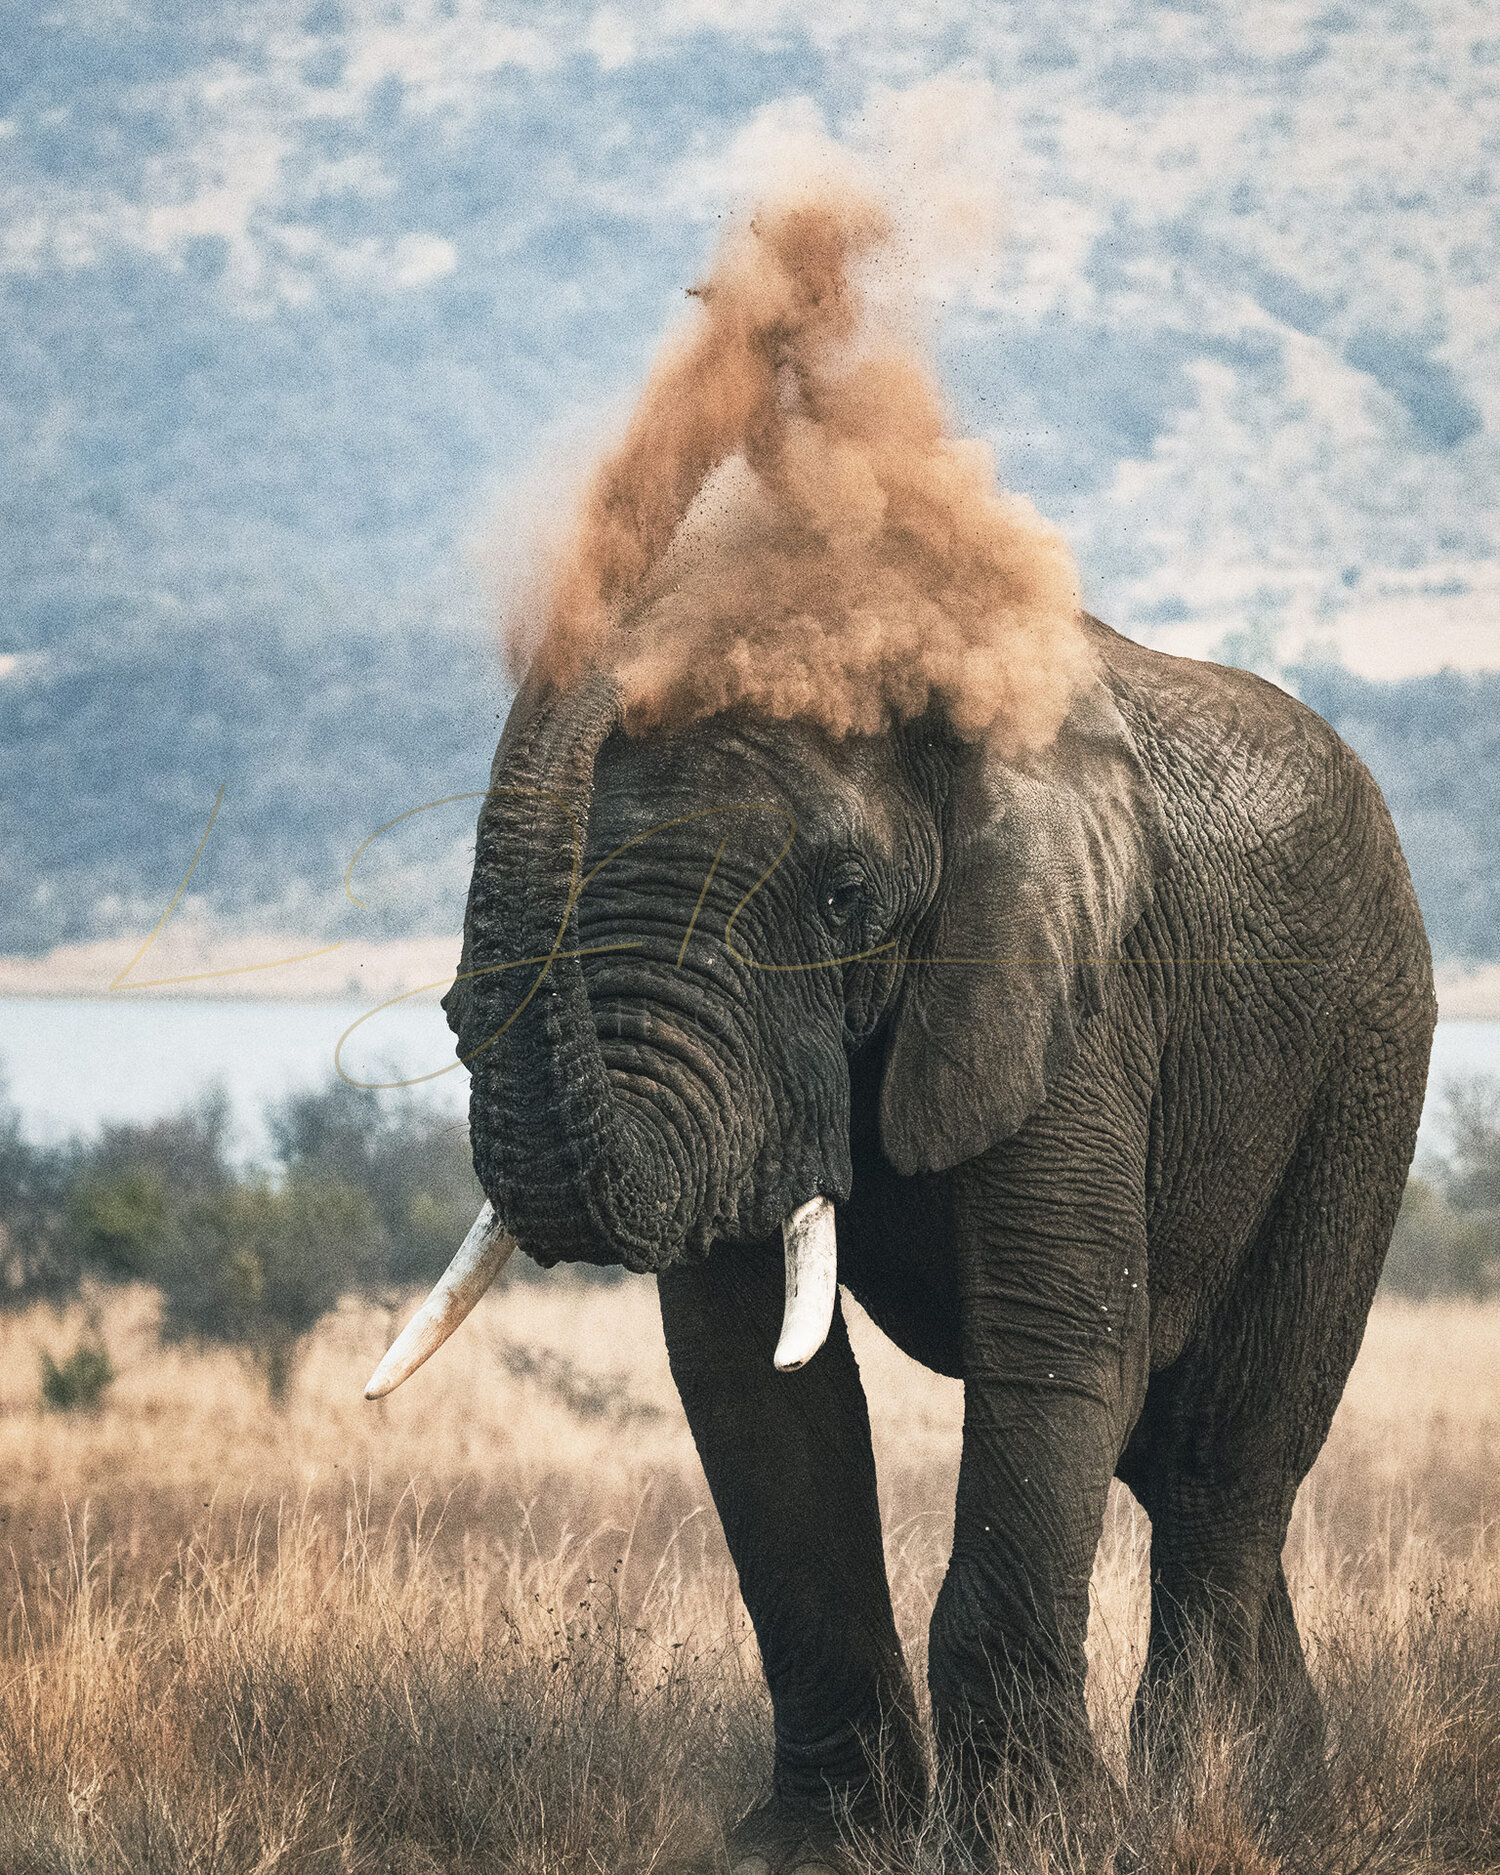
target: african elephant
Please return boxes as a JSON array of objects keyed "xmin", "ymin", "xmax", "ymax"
[{"xmin": 369, "ymin": 614, "xmax": 1434, "ymax": 1870}]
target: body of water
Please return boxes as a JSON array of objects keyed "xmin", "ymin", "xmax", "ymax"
[
  {"xmin": 0, "ymin": 995, "xmax": 468, "ymax": 1161},
  {"xmin": 0, "ymin": 997, "xmax": 1494, "ymax": 1163}
]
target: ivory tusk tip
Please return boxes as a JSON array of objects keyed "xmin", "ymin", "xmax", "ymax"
[
  {"xmin": 363, "ymin": 1347, "xmax": 411, "ymax": 1399},
  {"xmin": 773, "ymin": 1195, "xmax": 837, "ymax": 1374},
  {"xmin": 359, "ymin": 1201, "xmax": 515, "ymax": 1402},
  {"xmin": 772, "ymin": 1327, "xmax": 824, "ymax": 1373}
]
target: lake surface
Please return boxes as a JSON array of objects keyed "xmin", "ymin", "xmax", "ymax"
[
  {"xmin": 0, "ymin": 997, "xmax": 1494, "ymax": 1162},
  {"xmin": 0, "ymin": 995, "xmax": 468, "ymax": 1161}
]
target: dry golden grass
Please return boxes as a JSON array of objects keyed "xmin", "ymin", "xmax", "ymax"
[{"xmin": 0, "ymin": 1285, "xmax": 1495, "ymax": 1874}]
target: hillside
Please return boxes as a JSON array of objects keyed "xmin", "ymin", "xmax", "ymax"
[
  {"xmin": 3, "ymin": 619, "xmax": 1495, "ymax": 967},
  {"xmin": 3, "ymin": 3, "xmax": 1496, "ymax": 969}
]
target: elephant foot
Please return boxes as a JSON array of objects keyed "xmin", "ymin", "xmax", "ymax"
[
  {"xmin": 720, "ymin": 1797, "xmax": 863, "ymax": 1875},
  {"xmin": 933, "ymin": 1744, "xmax": 1125, "ymax": 1875}
]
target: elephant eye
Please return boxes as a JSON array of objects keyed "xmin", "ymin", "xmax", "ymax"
[{"xmin": 821, "ymin": 868, "xmax": 867, "ymax": 933}]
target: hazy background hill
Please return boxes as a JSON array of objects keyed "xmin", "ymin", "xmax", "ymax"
[
  {"xmin": 4, "ymin": 618, "xmax": 1498, "ymax": 966},
  {"xmin": 3, "ymin": 2, "xmax": 1497, "ymax": 968}
]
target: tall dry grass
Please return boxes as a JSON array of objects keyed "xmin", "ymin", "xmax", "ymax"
[{"xmin": 0, "ymin": 1286, "xmax": 1495, "ymax": 1874}]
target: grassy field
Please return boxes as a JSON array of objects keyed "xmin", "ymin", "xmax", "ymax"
[{"xmin": 0, "ymin": 1284, "xmax": 1495, "ymax": 1874}]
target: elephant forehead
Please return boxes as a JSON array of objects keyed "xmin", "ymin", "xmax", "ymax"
[{"xmin": 588, "ymin": 717, "xmax": 906, "ymax": 857}]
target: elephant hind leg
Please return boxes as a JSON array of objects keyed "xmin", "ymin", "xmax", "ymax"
[
  {"xmin": 1127, "ymin": 1512, "xmax": 1321, "ymax": 1773},
  {"xmin": 1255, "ymin": 1559, "xmax": 1324, "ymax": 1766},
  {"xmin": 1126, "ymin": 1026, "xmax": 1424, "ymax": 1784}
]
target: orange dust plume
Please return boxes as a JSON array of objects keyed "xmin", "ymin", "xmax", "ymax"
[{"xmin": 513, "ymin": 182, "xmax": 1089, "ymax": 756}]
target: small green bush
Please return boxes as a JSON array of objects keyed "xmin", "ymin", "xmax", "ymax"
[
  {"xmin": 66, "ymin": 1167, "xmax": 170, "ymax": 1281},
  {"xmin": 152, "ymin": 1172, "xmax": 378, "ymax": 1402},
  {"xmin": 1384, "ymin": 1176, "xmax": 1499, "ymax": 1298},
  {"xmin": 267, "ymin": 1078, "xmax": 484, "ymax": 1291},
  {"xmin": 40, "ymin": 1339, "xmax": 115, "ymax": 1412}
]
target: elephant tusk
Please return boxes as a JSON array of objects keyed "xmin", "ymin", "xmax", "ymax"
[
  {"xmin": 363, "ymin": 1202, "xmax": 516, "ymax": 1400},
  {"xmin": 773, "ymin": 1196, "xmax": 838, "ymax": 1373}
]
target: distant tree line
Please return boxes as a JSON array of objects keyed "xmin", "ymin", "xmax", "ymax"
[
  {"xmin": 1385, "ymin": 1077, "xmax": 1500, "ymax": 1300},
  {"xmin": 0, "ymin": 615, "xmax": 499, "ymax": 956},
  {"xmin": 1, "ymin": 1066, "xmax": 1496, "ymax": 1413},
  {"xmin": 0, "ymin": 1069, "xmax": 528, "ymax": 1405}
]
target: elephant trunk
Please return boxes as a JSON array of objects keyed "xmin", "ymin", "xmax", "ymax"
[
  {"xmin": 459, "ymin": 675, "xmax": 701, "ymax": 1271},
  {"xmin": 363, "ymin": 673, "xmax": 842, "ymax": 1399}
]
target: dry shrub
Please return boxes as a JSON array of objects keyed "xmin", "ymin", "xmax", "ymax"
[{"xmin": 0, "ymin": 1290, "xmax": 1494, "ymax": 1874}]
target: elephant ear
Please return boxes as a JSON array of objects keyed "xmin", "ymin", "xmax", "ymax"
[{"xmin": 879, "ymin": 676, "xmax": 1164, "ymax": 1175}]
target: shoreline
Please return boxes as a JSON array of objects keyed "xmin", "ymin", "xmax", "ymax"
[
  {"xmin": 2, "ymin": 939, "xmax": 1498, "ymax": 1021},
  {"xmin": 0, "ymin": 933, "xmax": 461, "ymax": 1006}
]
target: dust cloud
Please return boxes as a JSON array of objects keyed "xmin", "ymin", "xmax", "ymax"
[{"xmin": 513, "ymin": 170, "xmax": 1089, "ymax": 756}]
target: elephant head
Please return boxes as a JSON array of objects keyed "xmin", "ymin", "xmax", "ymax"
[{"xmin": 366, "ymin": 636, "xmax": 1161, "ymax": 1397}]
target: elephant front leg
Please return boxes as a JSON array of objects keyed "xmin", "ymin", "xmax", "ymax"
[
  {"xmin": 659, "ymin": 1243, "xmax": 926, "ymax": 1872},
  {"xmin": 929, "ymin": 1382, "xmax": 1125, "ymax": 1853},
  {"xmin": 930, "ymin": 1150, "xmax": 1149, "ymax": 1854}
]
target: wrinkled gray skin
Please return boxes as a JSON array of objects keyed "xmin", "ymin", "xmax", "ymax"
[{"xmin": 443, "ymin": 616, "xmax": 1434, "ymax": 1871}]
